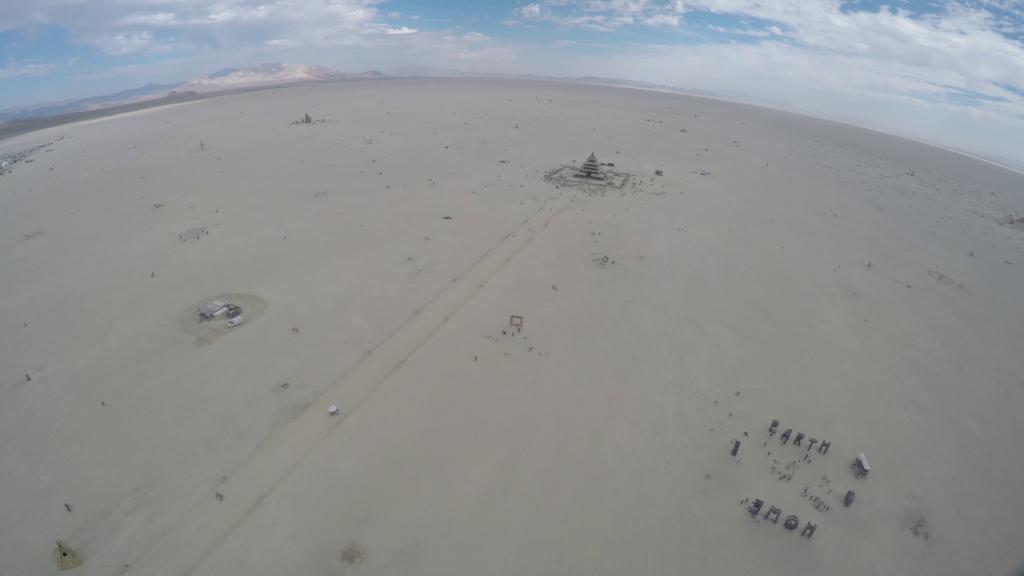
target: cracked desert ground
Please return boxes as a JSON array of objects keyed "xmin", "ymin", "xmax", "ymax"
[{"xmin": 2, "ymin": 78, "xmax": 1023, "ymax": 576}]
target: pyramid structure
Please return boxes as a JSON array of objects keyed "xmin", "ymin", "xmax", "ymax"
[{"xmin": 577, "ymin": 152, "xmax": 603, "ymax": 178}]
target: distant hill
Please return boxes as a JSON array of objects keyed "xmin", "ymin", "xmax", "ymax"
[
  {"xmin": 0, "ymin": 63, "xmax": 384, "ymax": 124},
  {"xmin": 0, "ymin": 90, "xmax": 205, "ymax": 141},
  {"xmin": 5, "ymin": 63, "xmax": 698, "ymax": 125},
  {"xmin": 0, "ymin": 83, "xmax": 179, "ymax": 123},
  {"xmin": 384, "ymin": 65, "xmax": 711, "ymax": 95},
  {"xmin": 180, "ymin": 63, "xmax": 383, "ymax": 93}
]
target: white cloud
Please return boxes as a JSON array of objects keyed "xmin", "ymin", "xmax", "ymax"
[
  {"xmin": 642, "ymin": 13, "xmax": 681, "ymax": 26},
  {"xmin": 118, "ymin": 12, "xmax": 180, "ymax": 27},
  {"xmin": 384, "ymin": 26, "xmax": 418, "ymax": 35},
  {"xmin": 518, "ymin": 0, "xmax": 686, "ymax": 29},
  {"xmin": 265, "ymin": 38, "xmax": 296, "ymax": 48},
  {"xmin": 520, "ymin": 4, "xmax": 543, "ymax": 18},
  {"xmin": 380, "ymin": 28, "xmax": 522, "ymax": 66},
  {"xmin": 708, "ymin": 24, "xmax": 772, "ymax": 37},
  {"xmin": 564, "ymin": 38, "xmax": 1024, "ymax": 163},
  {"xmin": 0, "ymin": 60, "xmax": 58, "ymax": 79},
  {"xmin": 2, "ymin": 0, "xmax": 384, "ymax": 52},
  {"xmin": 92, "ymin": 31, "xmax": 158, "ymax": 55},
  {"xmin": 511, "ymin": 0, "xmax": 1024, "ymax": 158}
]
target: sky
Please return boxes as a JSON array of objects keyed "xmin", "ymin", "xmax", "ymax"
[{"xmin": 1, "ymin": 0, "xmax": 1023, "ymax": 164}]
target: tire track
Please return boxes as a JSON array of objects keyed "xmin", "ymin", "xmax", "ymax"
[{"xmin": 124, "ymin": 198, "xmax": 570, "ymax": 576}]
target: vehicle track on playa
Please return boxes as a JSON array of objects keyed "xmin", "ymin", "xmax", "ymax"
[{"xmin": 124, "ymin": 196, "xmax": 572, "ymax": 576}]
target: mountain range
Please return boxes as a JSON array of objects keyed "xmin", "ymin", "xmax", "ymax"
[
  {"xmin": 2, "ymin": 62, "xmax": 715, "ymax": 125},
  {"xmin": 3, "ymin": 62, "xmax": 716, "ymax": 125},
  {"xmin": 0, "ymin": 63, "xmax": 383, "ymax": 123}
]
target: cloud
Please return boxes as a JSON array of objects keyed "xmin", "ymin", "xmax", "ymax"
[
  {"xmin": 384, "ymin": 26, "xmax": 418, "ymax": 35},
  {"xmin": 2, "ymin": 0, "xmax": 384, "ymax": 52},
  {"xmin": 265, "ymin": 38, "xmax": 297, "ymax": 49},
  {"xmin": 513, "ymin": 2, "xmax": 1024, "ymax": 109},
  {"xmin": 0, "ymin": 60, "xmax": 59, "ymax": 79},
  {"xmin": 517, "ymin": 0, "xmax": 686, "ymax": 30},
  {"xmin": 707, "ymin": 24, "xmax": 773, "ymax": 38},
  {"xmin": 520, "ymin": 4, "xmax": 543, "ymax": 19},
  {"xmin": 117, "ymin": 12, "xmax": 180, "ymax": 27},
  {"xmin": 565, "ymin": 37, "xmax": 1024, "ymax": 161},
  {"xmin": 502, "ymin": 0, "xmax": 1024, "ymax": 163},
  {"xmin": 383, "ymin": 28, "xmax": 521, "ymax": 66},
  {"xmin": 642, "ymin": 13, "xmax": 681, "ymax": 26},
  {"xmin": 91, "ymin": 31, "xmax": 160, "ymax": 55}
]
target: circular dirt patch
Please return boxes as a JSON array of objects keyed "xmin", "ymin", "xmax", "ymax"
[{"xmin": 179, "ymin": 293, "xmax": 268, "ymax": 346}]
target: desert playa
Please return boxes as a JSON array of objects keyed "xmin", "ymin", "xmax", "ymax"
[{"xmin": 2, "ymin": 78, "xmax": 1023, "ymax": 575}]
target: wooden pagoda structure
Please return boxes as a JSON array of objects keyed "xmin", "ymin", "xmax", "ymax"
[{"xmin": 576, "ymin": 152, "xmax": 604, "ymax": 179}]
